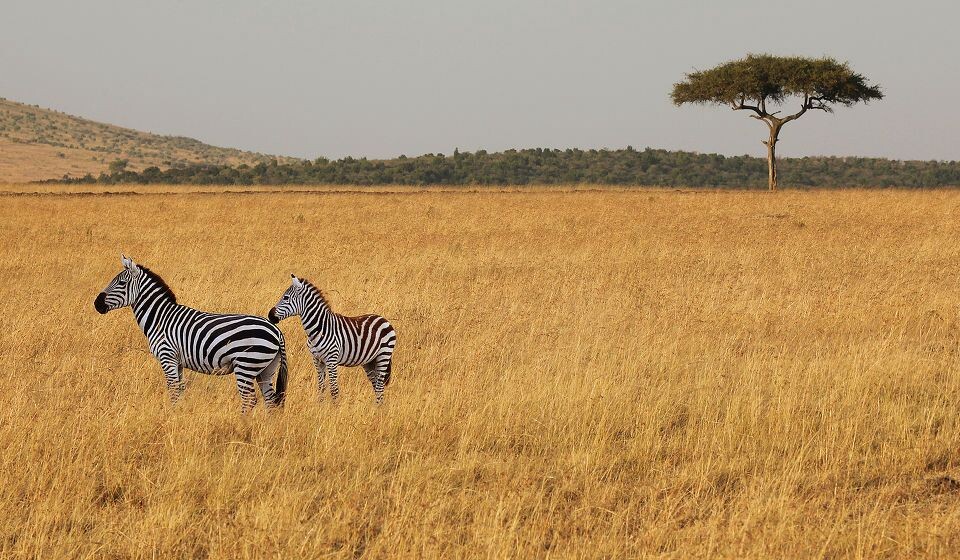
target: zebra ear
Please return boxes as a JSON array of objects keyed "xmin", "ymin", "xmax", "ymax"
[
  {"xmin": 291, "ymin": 275, "xmax": 303, "ymax": 288},
  {"xmin": 122, "ymin": 255, "xmax": 139, "ymax": 272}
]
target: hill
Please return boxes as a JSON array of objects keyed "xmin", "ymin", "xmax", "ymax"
[{"xmin": 0, "ymin": 97, "xmax": 294, "ymax": 182}]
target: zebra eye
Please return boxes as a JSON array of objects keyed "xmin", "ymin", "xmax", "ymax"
[{"xmin": 282, "ymin": 295, "xmax": 290, "ymax": 300}]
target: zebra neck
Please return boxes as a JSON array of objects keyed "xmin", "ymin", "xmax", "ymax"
[
  {"xmin": 299, "ymin": 298, "xmax": 333, "ymax": 335},
  {"xmin": 131, "ymin": 285, "xmax": 176, "ymax": 338}
]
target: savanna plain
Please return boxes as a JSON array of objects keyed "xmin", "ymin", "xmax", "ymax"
[{"xmin": 1, "ymin": 186, "xmax": 959, "ymax": 559}]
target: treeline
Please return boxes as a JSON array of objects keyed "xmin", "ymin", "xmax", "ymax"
[{"xmin": 56, "ymin": 147, "xmax": 960, "ymax": 188}]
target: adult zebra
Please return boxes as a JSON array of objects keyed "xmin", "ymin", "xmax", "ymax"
[
  {"xmin": 94, "ymin": 255, "xmax": 287, "ymax": 412},
  {"xmin": 268, "ymin": 275, "xmax": 396, "ymax": 404}
]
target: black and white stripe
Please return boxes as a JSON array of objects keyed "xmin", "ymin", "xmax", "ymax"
[
  {"xmin": 95, "ymin": 255, "xmax": 287, "ymax": 412},
  {"xmin": 268, "ymin": 275, "xmax": 396, "ymax": 403}
]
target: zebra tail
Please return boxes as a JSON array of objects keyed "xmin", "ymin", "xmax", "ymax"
[
  {"xmin": 275, "ymin": 337, "xmax": 288, "ymax": 405},
  {"xmin": 383, "ymin": 328, "xmax": 396, "ymax": 387}
]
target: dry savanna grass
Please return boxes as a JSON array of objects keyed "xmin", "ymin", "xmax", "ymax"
[{"xmin": 1, "ymin": 186, "xmax": 960, "ymax": 558}]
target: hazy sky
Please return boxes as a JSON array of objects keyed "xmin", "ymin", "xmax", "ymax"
[{"xmin": 2, "ymin": 1, "xmax": 958, "ymax": 160}]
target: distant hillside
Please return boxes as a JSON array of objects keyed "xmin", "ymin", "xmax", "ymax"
[
  {"xmin": 0, "ymin": 97, "xmax": 295, "ymax": 182},
  {"xmin": 65, "ymin": 147, "xmax": 960, "ymax": 188}
]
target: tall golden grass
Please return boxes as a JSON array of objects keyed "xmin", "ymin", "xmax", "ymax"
[{"xmin": 1, "ymin": 186, "xmax": 959, "ymax": 558}]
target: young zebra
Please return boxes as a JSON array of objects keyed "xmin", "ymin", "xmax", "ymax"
[
  {"xmin": 94, "ymin": 255, "xmax": 287, "ymax": 412},
  {"xmin": 268, "ymin": 275, "xmax": 396, "ymax": 403}
]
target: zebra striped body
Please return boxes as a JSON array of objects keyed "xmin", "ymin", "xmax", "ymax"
[
  {"xmin": 269, "ymin": 275, "xmax": 396, "ymax": 403},
  {"xmin": 95, "ymin": 256, "xmax": 287, "ymax": 411}
]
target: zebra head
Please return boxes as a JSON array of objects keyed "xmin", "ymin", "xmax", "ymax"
[
  {"xmin": 268, "ymin": 274, "xmax": 306, "ymax": 324},
  {"xmin": 94, "ymin": 255, "xmax": 142, "ymax": 314}
]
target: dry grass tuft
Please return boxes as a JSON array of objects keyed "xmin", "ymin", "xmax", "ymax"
[{"xmin": 1, "ymin": 186, "xmax": 959, "ymax": 557}]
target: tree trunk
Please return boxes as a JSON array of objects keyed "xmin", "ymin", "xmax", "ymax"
[{"xmin": 765, "ymin": 125, "xmax": 781, "ymax": 192}]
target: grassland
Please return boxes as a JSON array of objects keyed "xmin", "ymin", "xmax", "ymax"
[
  {"xmin": 0, "ymin": 98, "xmax": 293, "ymax": 182},
  {"xmin": 1, "ymin": 186, "xmax": 959, "ymax": 558}
]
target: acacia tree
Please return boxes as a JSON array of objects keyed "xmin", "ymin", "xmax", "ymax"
[{"xmin": 671, "ymin": 54, "xmax": 882, "ymax": 191}]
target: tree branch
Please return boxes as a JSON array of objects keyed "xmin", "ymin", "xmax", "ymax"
[
  {"xmin": 729, "ymin": 95, "xmax": 776, "ymax": 131},
  {"xmin": 730, "ymin": 96, "xmax": 766, "ymax": 118},
  {"xmin": 807, "ymin": 96, "xmax": 831, "ymax": 112},
  {"xmin": 781, "ymin": 94, "xmax": 810, "ymax": 124},
  {"xmin": 781, "ymin": 106, "xmax": 807, "ymax": 124}
]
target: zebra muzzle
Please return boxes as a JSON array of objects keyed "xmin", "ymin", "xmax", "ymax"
[
  {"xmin": 267, "ymin": 308, "xmax": 280, "ymax": 324},
  {"xmin": 94, "ymin": 293, "xmax": 109, "ymax": 314}
]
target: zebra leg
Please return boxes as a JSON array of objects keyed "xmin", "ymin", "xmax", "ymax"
[
  {"xmin": 256, "ymin": 353, "xmax": 283, "ymax": 408},
  {"xmin": 312, "ymin": 354, "xmax": 327, "ymax": 399},
  {"xmin": 159, "ymin": 359, "xmax": 185, "ymax": 405},
  {"xmin": 364, "ymin": 360, "xmax": 388, "ymax": 404},
  {"xmin": 233, "ymin": 368, "xmax": 259, "ymax": 413},
  {"xmin": 327, "ymin": 362, "xmax": 340, "ymax": 403},
  {"xmin": 257, "ymin": 375, "xmax": 279, "ymax": 408}
]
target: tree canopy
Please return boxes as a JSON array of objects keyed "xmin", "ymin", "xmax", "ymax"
[{"xmin": 671, "ymin": 54, "xmax": 883, "ymax": 112}]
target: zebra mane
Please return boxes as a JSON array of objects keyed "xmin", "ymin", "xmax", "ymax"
[
  {"xmin": 138, "ymin": 265, "xmax": 177, "ymax": 304},
  {"xmin": 301, "ymin": 278, "xmax": 332, "ymax": 310}
]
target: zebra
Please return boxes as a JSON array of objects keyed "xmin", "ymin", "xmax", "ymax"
[
  {"xmin": 94, "ymin": 255, "xmax": 288, "ymax": 412},
  {"xmin": 268, "ymin": 274, "xmax": 396, "ymax": 404}
]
